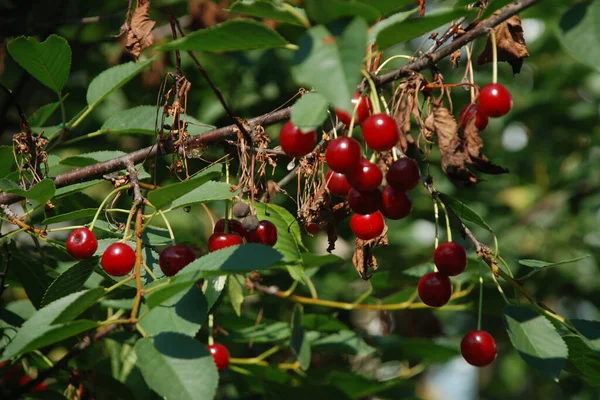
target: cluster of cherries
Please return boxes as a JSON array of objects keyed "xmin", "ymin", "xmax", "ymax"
[
  {"xmin": 0, "ymin": 361, "xmax": 48, "ymax": 394},
  {"xmin": 458, "ymin": 83, "xmax": 513, "ymax": 131}
]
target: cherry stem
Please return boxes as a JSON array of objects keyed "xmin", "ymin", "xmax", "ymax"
[
  {"xmin": 143, "ymin": 261, "xmax": 158, "ymax": 281},
  {"xmin": 208, "ymin": 314, "xmax": 215, "ymax": 346},
  {"xmin": 491, "ymin": 30, "xmax": 498, "ymax": 84},
  {"xmin": 361, "ymin": 70, "xmax": 382, "ymax": 114},
  {"xmin": 477, "ymin": 261, "xmax": 483, "ymax": 331},
  {"xmin": 130, "ymin": 208, "xmax": 144, "ymax": 321},
  {"xmin": 433, "ymin": 198, "xmax": 440, "ymax": 252},
  {"xmin": 88, "ymin": 185, "xmax": 130, "ymax": 232},
  {"xmin": 346, "ymin": 90, "xmax": 365, "ymax": 137},
  {"xmin": 230, "ymin": 345, "xmax": 281, "ymax": 365},
  {"xmin": 465, "ymin": 45, "xmax": 476, "ymax": 103},
  {"xmin": 104, "ymin": 274, "xmax": 135, "ymax": 294},
  {"xmin": 436, "ymin": 199, "xmax": 452, "ymax": 242},
  {"xmin": 375, "ymin": 55, "xmax": 414, "ymax": 74}
]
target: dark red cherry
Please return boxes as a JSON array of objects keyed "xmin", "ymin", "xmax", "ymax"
[
  {"xmin": 19, "ymin": 376, "xmax": 48, "ymax": 392},
  {"xmin": 381, "ymin": 186, "xmax": 412, "ymax": 220},
  {"xmin": 350, "ymin": 211, "xmax": 385, "ymax": 240},
  {"xmin": 66, "ymin": 227, "xmax": 98, "ymax": 259},
  {"xmin": 159, "ymin": 244, "xmax": 196, "ymax": 277},
  {"xmin": 245, "ymin": 220, "xmax": 278, "ymax": 246},
  {"xmin": 208, "ymin": 233, "xmax": 243, "ymax": 252},
  {"xmin": 418, "ymin": 272, "xmax": 452, "ymax": 307},
  {"xmin": 305, "ymin": 223, "xmax": 320, "ymax": 235},
  {"xmin": 347, "ymin": 187, "xmax": 382, "ymax": 215},
  {"xmin": 434, "ymin": 242, "xmax": 468, "ymax": 276},
  {"xmin": 326, "ymin": 170, "xmax": 351, "ymax": 196},
  {"xmin": 207, "ymin": 343, "xmax": 230, "ymax": 371},
  {"xmin": 461, "ymin": 330, "xmax": 497, "ymax": 367},
  {"xmin": 346, "ymin": 157, "xmax": 383, "ymax": 191},
  {"xmin": 279, "ymin": 121, "xmax": 317, "ymax": 158},
  {"xmin": 458, "ymin": 103, "xmax": 489, "ymax": 131},
  {"xmin": 361, "ymin": 113, "xmax": 399, "ymax": 151},
  {"xmin": 478, "ymin": 83, "xmax": 512, "ymax": 118},
  {"xmin": 335, "ymin": 93, "xmax": 372, "ymax": 126},
  {"xmin": 101, "ymin": 243, "xmax": 136, "ymax": 276},
  {"xmin": 214, "ymin": 218, "xmax": 246, "ymax": 238},
  {"xmin": 386, "ymin": 157, "xmax": 420, "ymax": 192},
  {"xmin": 325, "ymin": 137, "xmax": 362, "ymax": 174}
]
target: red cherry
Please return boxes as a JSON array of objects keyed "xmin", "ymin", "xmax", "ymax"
[
  {"xmin": 279, "ymin": 121, "xmax": 317, "ymax": 158},
  {"xmin": 350, "ymin": 211, "xmax": 385, "ymax": 240},
  {"xmin": 461, "ymin": 330, "xmax": 497, "ymax": 367},
  {"xmin": 214, "ymin": 218, "xmax": 246, "ymax": 238},
  {"xmin": 347, "ymin": 188, "xmax": 382, "ymax": 215},
  {"xmin": 418, "ymin": 272, "xmax": 452, "ymax": 307},
  {"xmin": 386, "ymin": 157, "xmax": 420, "ymax": 192},
  {"xmin": 18, "ymin": 376, "xmax": 47, "ymax": 392},
  {"xmin": 207, "ymin": 343, "xmax": 230, "ymax": 371},
  {"xmin": 478, "ymin": 83, "xmax": 512, "ymax": 117},
  {"xmin": 380, "ymin": 186, "xmax": 412, "ymax": 220},
  {"xmin": 325, "ymin": 137, "xmax": 362, "ymax": 174},
  {"xmin": 245, "ymin": 220, "xmax": 278, "ymax": 246},
  {"xmin": 361, "ymin": 113, "xmax": 399, "ymax": 151},
  {"xmin": 208, "ymin": 233, "xmax": 243, "ymax": 252},
  {"xmin": 326, "ymin": 170, "xmax": 351, "ymax": 196},
  {"xmin": 101, "ymin": 243, "xmax": 136, "ymax": 276},
  {"xmin": 434, "ymin": 242, "xmax": 468, "ymax": 276},
  {"xmin": 159, "ymin": 244, "xmax": 196, "ymax": 277},
  {"xmin": 66, "ymin": 227, "xmax": 98, "ymax": 260},
  {"xmin": 335, "ymin": 93, "xmax": 372, "ymax": 126},
  {"xmin": 305, "ymin": 223, "xmax": 320, "ymax": 235},
  {"xmin": 458, "ymin": 103, "xmax": 489, "ymax": 131},
  {"xmin": 346, "ymin": 157, "xmax": 383, "ymax": 191}
]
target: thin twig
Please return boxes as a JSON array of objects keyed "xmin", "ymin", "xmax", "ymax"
[
  {"xmin": 125, "ymin": 161, "xmax": 144, "ymax": 204},
  {"xmin": 0, "ymin": 242, "xmax": 12, "ymax": 298}
]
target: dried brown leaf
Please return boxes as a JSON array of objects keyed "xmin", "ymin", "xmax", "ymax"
[
  {"xmin": 450, "ymin": 48, "xmax": 461, "ymax": 68},
  {"xmin": 352, "ymin": 226, "xmax": 388, "ymax": 280},
  {"xmin": 120, "ymin": 0, "xmax": 156, "ymax": 60},
  {"xmin": 189, "ymin": 0, "xmax": 232, "ymax": 29},
  {"xmin": 477, "ymin": 13, "xmax": 529, "ymax": 74},
  {"xmin": 416, "ymin": 0, "xmax": 426, "ymax": 16},
  {"xmin": 463, "ymin": 118, "xmax": 509, "ymax": 175}
]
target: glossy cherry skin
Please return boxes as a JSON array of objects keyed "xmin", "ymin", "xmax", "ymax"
[
  {"xmin": 347, "ymin": 188, "xmax": 382, "ymax": 215},
  {"xmin": 325, "ymin": 137, "xmax": 362, "ymax": 174},
  {"xmin": 458, "ymin": 103, "xmax": 489, "ymax": 131},
  {"xmin": 350, "ymin": 211, "xmax": 385, "ymax": 240},
  {"xmin": 305, "ymin": 223, "xmax": 321, "ymax": 235},
  {"xmin": 346, "ymin": 157, "xmax": 383, "ymax": 192},
  {"xmin": 461, "ymin": 330, "xmax": 497, "ymax": 367},
  {"xmin": 66, "ymin": 227, "xmax": 98, "ymax": 260},
  {"xmin": 361, "ymin": 113, "xmax": 399, "ymax": 151},
  {"xmin": 434, "ymin": 242, "xmax": 468, "ymax": 276},
  {"xmin": 207, "ymin": 343, "xmax": 230, "ymax": 371},
  {"xmin": 19, "ymin": 376, "xmax": 48, "ymax": 392},
  {"xmin": 159, "ymin": 244, "xmax": 196, "ymax": 277},
  {"xmin": 326, "ymin": 170, "xmax": 351, "ymax": 196},
  {"xmin": 418, "ymin": 272, "xmax": 452, "ymax": 307},
  {"xmin": 386, "ymin": 157, "xmax": 421, "ymax": 192},
  {"xmin": 214, "ymin": 218, "xmax": 246, "ymax": 238},
  {"xmin": 381, "ymin": 186, "xmax": 412, "ymax": 220},
  {"xmin": 478, "ymin": 83, "xmax": 512, "ymax": 118},
  {"xmin": 335, "ymin": 93, "xmax": 372, "ymax": 126},
  {"xmin": 101, "ymin": 243, "xmax": 136, "ymax": 277},
  {"xmin": 279, "ymin": 121, "xmax": 317, "ymax": 158},
  {"xmin": 208, "ymin": 233, "xmax": 243, "ymax": 252},
  {"xmin": 245, "ymin": 220, "xmax": 278, "ymax": 246}
]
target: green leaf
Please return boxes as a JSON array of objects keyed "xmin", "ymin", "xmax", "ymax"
[
  {"xmin": 227, "ymin": 274, "xmax": 245, "ymax": 317},
  {"xmin": 304, "ymin": 0, "xmax": 380, "ymax": 24},
  {"xmin": 86, "ymin": 59, "xmax": 154, "ymax": 107},
  {"xmin": 7, "ymin": 35, "xmax": 71, "ymax": 93},
  {"xmin": 254, "ymin": 202, "xmax": 305, "ymax": 262},
  {"xmin": 41, "ymin": 208, "xmax": 97, "ymax": 225},
  {"xmin": 139, "ymin": 285, "xmax": 207, "ymax": 337},
  {"xmin": 0, "ymin": 179, "xmax": 56, "ymax": 204},
  {"xmin": 204, "ymin": 276, "xmax": 227, "ymax": 311},
  {"xmin": 290, "ymin": 92, "xmax": 330, "ymax": 132},
  {"xmin": 41, "ymin": 258, "xmax": 98, "ymax": 307},
  {"xmin": 10, "ymin": 253, "xmax": 51, "ymax": 309},
  {"xmin": 503, "ymin": 305, "xmax": 568, "ymax": 380},
  {"xmin": 29, "ymin": 98, "xmax": 66, "ymax": 126},
  {"xmin": 0, "ymin": 146, "xmax": 16, "ymax": 178},
  {"xmin": 381, "ymin": 288, "xmax": 417, "ymax": 305},
  {"xmin": 518, "ymin": 255, "xmax": 590, "ymax": 269},
  {"xmin": 228, "ymin": 0, "xmax": 309, "ymax": 26},
  {"xmin": 169, "ymin": 181, "xmax": 236, "ymax": 210},
  {"xmin": 292, "ymin": 18, "xmax": 368, "ymax": 113},
  {"xmin": 355, "ymin": 0, "xmax": 415, "ymax": 16},
  {"xmin": 369, "ymin": 9, "xmax": 418, "ymax": 43},
  {"xmin": 160, "ymin": 19, "xmax": 289, "ymax": 52},
  {"xmin": 563, "ymin": 334, "xmax": 600, "ymax": 386},
  {"xmin": 309, "ymin": 330, "xmax": 375, "ymax": 356},
  {"xmin": 571, "ymin": 319, "xmax": 600, "ymax": 354},
  {"xmin": 54, "ymin": 180, "xmax": 103, "ymax": 197},
  {"xmin": 376, "ymin": 336, "xmax": 459, "ymax": 364},
  {"xmin": 229, "ymin": 321, "xmax": 291, "ymax": 343},
  {"xmin": 303, "ymin": 314, "xmax": 347, "ymax": 332},
  {"xmin": 291, "ymin": 304, "xmax": 311, "ymax": 370},
  {"xmin": 59, "ymin": 151, "xmax": 151, "ymax": 180},
  {"xmin": 300, "ymin": 252, "xmax": 344, "ymax": 269},
  {"xmin": 134, "ymin": 333, "xmax": 219, "ymax": 400},
  {"xmin": 439, "ymin": 193, "xmax": 493, "ymax": 232}
]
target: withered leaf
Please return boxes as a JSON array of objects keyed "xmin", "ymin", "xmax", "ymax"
[
  {"xmin": 450, "ymin": 48, "xmax": 461, "ymax": 68},
  {"xmin": 463, "ymin": 117, "xmax": 509, "ymax": 175},
  {"xmin": 417, "ymin": 0, "xmax": 426, "ymax": 16},
  {"xmin": 477, "ymin": 13, "xmax": 529, "ymax": 74},
  {"xmin": 121, "ymin": 0, "xmax": 156, "ymax": 60},
  {"xmin": 352, "ymin": 226, "xmax": 388, "ymax": 280}
]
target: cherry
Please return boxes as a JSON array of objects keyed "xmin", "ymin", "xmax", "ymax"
[
  {"xmin": 478, "ymin": 83, "xmax": 512, "ymax": 118},
  {"xmin": 461, "ymin": 330, "xmax": 497, "ymax": 367},
  {"xmin": 346, "ymin": 157, "xmax": 383, "ymax": 192},
  {"xmin": 66, "ymin": 227, "xmax": 98, "ymax": 260},
  {"xmin": 418, "ymin": 272, "xmax": 452, "ymax": 307},
  {"xmin": 326, "ymin": 170, "xmax": 351, "ymax": 196},
  {"xmin": 18, "ymin": 376, "xmax": 48, "ymax": 392},
  {"xmin": 350, "ymin": 211, "xmax": 385, "ymax": 240},
  {"xmin": 207, "ymin": 343, "xmax": 230, "ymax": 371},
  {"xmin": 361, "ymin": 113, "xmax": 399, "ymax": 151},
  {"xmin": 305, "ymin": 223, "xmax": 320, "ymax": 235},
  {"xmin": 279, "ymin": 121, "xmax": 317, "ymax": 158},
  {"xmin": 434, "ymin": 242, "xmax": 468, "ymax": 276},
  {"xmin": 101, "ymin": 243, "xmax": 136, "ymax": 276},
  {"xmin": 208, "ymin": 233, "xmax": 243, "ymax": 252},
  {"xmin": 381, "ymin": 186, "xmax": 412, "ymax": 220},
  {"xmin": 325, "ymin": 137, "xmax": 362, "ymax": 174},
  {"xmin": 214, "ymin": 218, "xmax": 246, "ymax": 238},
  {"xmin": 347, "ymin": 188, "xmax": 382, "ymax": 215},
  {"xmin": 335, "ymin": 93, "xmax": 372, "ymax": 126},
  {"xmin": 159, "ymin": 244, "xmax": 196, "ymax": 277},
  {"xmin": 458, "ymin": 103, "xmax": 489, "ymax": 131},
  {"xmin": 386, "ymin": 157, "xmax": 420, "ymax": 192},
  {"xmin": 245, "ymin": 220, "xmax": 278, "ymax": 246}
]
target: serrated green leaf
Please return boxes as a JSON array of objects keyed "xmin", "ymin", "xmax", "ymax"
[
  {"xmin": 228, "ymin": 0, "xmax": 309, "ymax": 26},
  {"xmin": 134, "ymin": 333, "xmax": 219, "ymax": 400},
  {"xmin": 41, "ymin": 258, "xmax": 98, "ymax": 307},
  {"xmin": 290, "ymin": 92, "xmax": 329, "ymax": 132},
  {"xmin": 518, "ymin": 255, "xmax": 590, "ymax": 269},
  {"xmin": 254, "ymin": 202, "xmax": 305, "ymax": 262},
  {"xmin": 571, "ymin": 319, "xmax": 600, "ymax": 354},
  {"xmin": 304, "ymin": 0, "xmax": 380, "ymax": 24},
  {"xmin": 7, "ymin": 35, "xmax": 71, "ymax": 93},
  {"xmin": 291, "ymin": 304, "xmax": 311, "ymax": 370},
  {"xmin": 229, "ymin": 321, "xmax": 291, "ymax": 343},
  {"xmin": 0, "ymin": 179, "xmax": 56, "ymax": 204},
  {"xmin": 11, "ymin": 253, "xmax": 51, "ymax": 309},
  {"xmin": 41, "ymin": 208, "xmax": 97, "ymax": 225},
  {"xmin": 563, "ymin": 334, "xmax": 600, "ymax": 386},
  {"xmin": 228, "ymin": 274, "xmax": 245, "ymax": 317},
  {"xmin": 160, "ymin": 19, "xmax": 289, "ymax": 52},
  {"xmin": 54, "ymin": 180, "xmax": 103, "ymax": 197},
  {"xmin": 301, "ymin": 252, "xmax": 344, "ymax": 269},
  {"xmin": 369, "ymin": 9, "xmax": 418, "ymax": 43},
  {"xmin": 203, "ymin": 276, "xmax": 227, "ymax": 311},
  {"xmin": 169, "ymin": 181, "xmax": 235, "ymax": 210},
  {"xmin": 86, "ymin": 59, "xmax": 154, "ymax": 107},
  {"xmin": 439, "ymin": 193, "xmax": 493, "ymax": 232},
  {"xmin": 355, "ymin": 0, "xmax": 415, "ymax": 16},
  {"xmin": 29, "ymin": 98, "xmax": 67, "ymax": 126}
]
